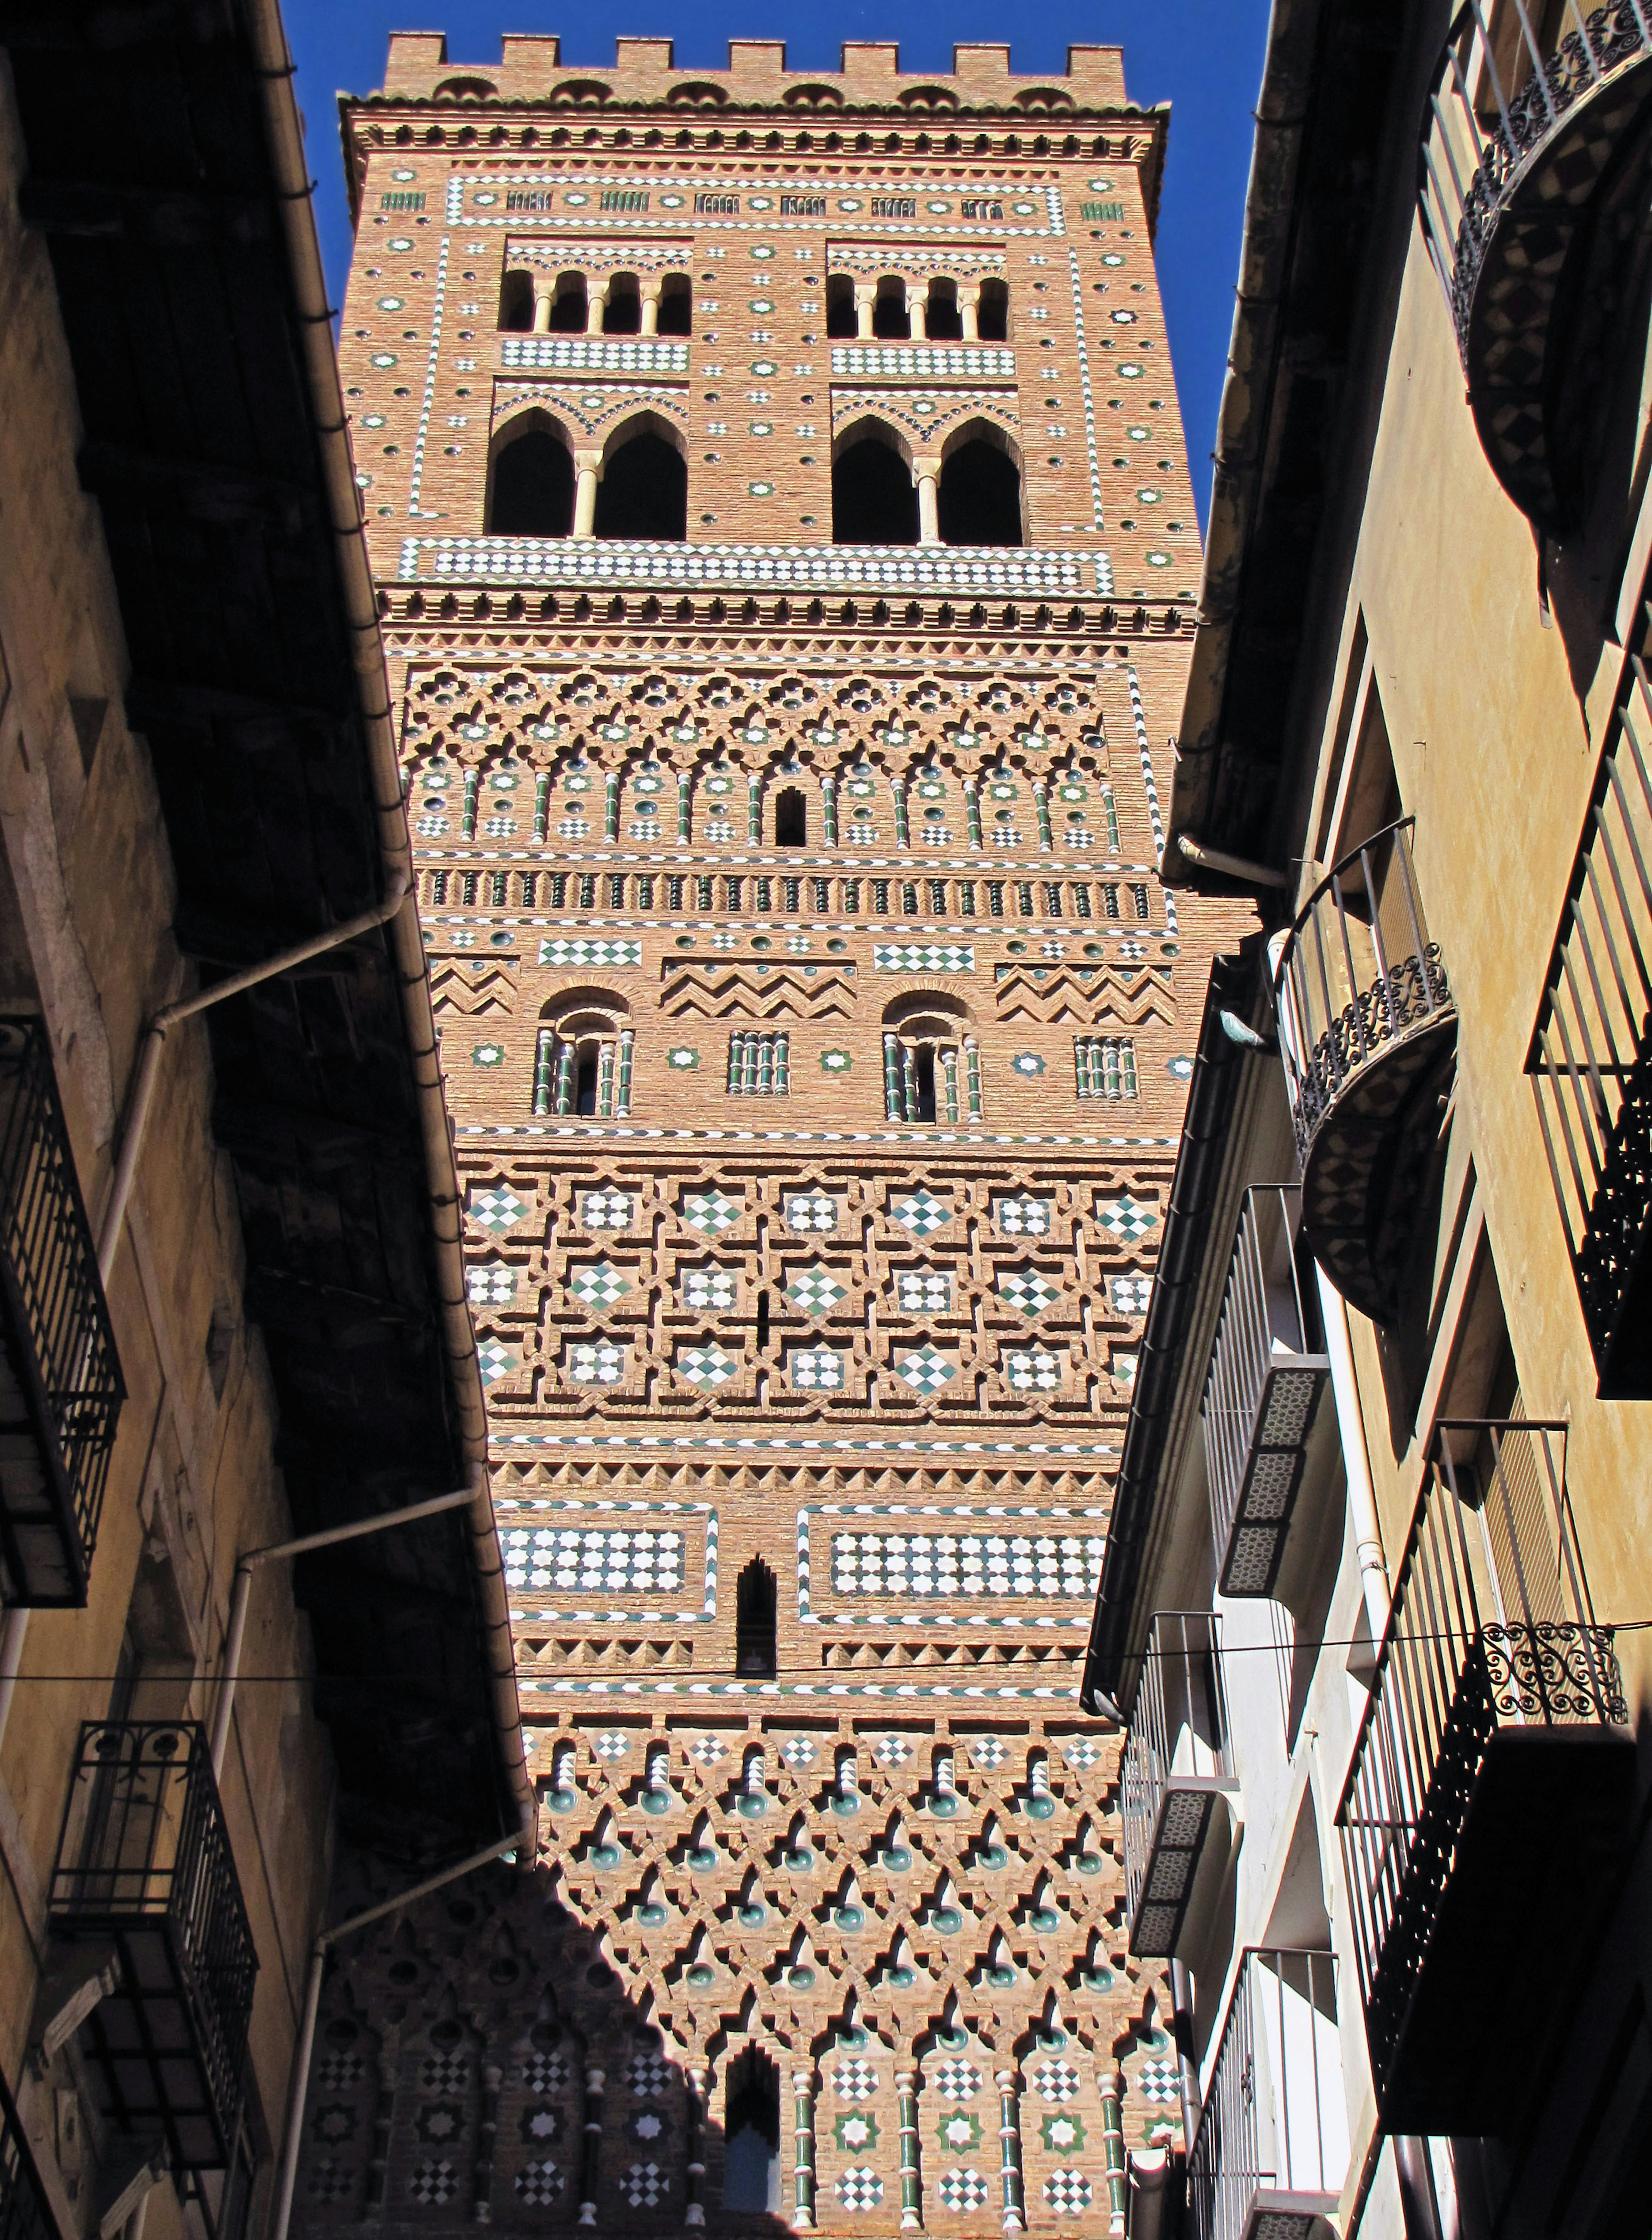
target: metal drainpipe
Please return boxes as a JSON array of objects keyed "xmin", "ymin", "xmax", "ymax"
[
  {"xmin": 207, "ymin": 1483, "xmax": 479, "ymax": 1779},
  {"xmin": 268, "ymin": 1832, "xmax": 527, "ymax": 2240},
  {"xmin": 240, "ymin": 0, "xmax": 532, "ymax": 1843},
  {"xmin": 1168, "ymin": 1958, "xmax": 1202, "ymax": 2152},
  {"xmin": 1315, "ymin": 1266, "xmax": 1392, "ymax": 1639}
]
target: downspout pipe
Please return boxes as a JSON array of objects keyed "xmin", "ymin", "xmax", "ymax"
[
  {"xmin": 238, "ymin": 0, "xmax": 531, "ymax": 1848},
  {"xmin": 269, "ymin": 1833, "xmax": 528, "ymax": 2240},
  {"xmin": 208, "ymin": 1482, "xmax": 478, "ymax": 1779}
]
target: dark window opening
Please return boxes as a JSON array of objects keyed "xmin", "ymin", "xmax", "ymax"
[
  {"xmin": 872, "ymin": 277, "xmax": 910, "ymax": 339},
  {"xmin": 498, "ymin": 269, "xmax": 533, "ymax": 331},
  {"xmin": 832, "ymin": 437, "xmax": 918, "ymax": 546},
  {"xmin": 756, "ymin": 1290, "xmax": 771, "ymax": 1348},
  {"xmin": 549, "ymin": 274, "xmax": 588, "ymax": 331},
  {"xmin": 925, "ymin": 279, "xmax": 963, "ymax": 339},
  {"xmin": 656, "ymin": 274, "xmax": 693, "ymax": 334},
  {"xmin": 977, "ymin": 278, "xmax": 1009, "ymax": 341},
  {"xmin": 775, "ymin": 788, "xmax": 807, "ymax": 846},
  {"xmin": 735, "ymin": 1559, "xmax": 777, "ymax": 1679},
  {"xmin": 487, "ymin": 430, "xmax": 574, "ymax": 536},
  {"xmin": 595, "ymin": 431, "xmax": 687, "ymax": 540},
  {"xmin": 825, "ymin": 275, "xmax": 856, "ymax": 336},
  {"xmin": 602, "ymin": 273, "xmax": 641, "ymax": 333},
  {"xmin": 914, "ymin": 1045, "xmax": 938, "ymax": 1122},
  {"xmin": 938, "ymin": 439, "xmax": 1022, "ymax": 547},
  {"xmin": 575, "ymin": 1047, "xmax": 599, "ymax": 1115},
  {"xmin": 724, "ymin": 2048, "xmax": 781, "ymax": 2210}
]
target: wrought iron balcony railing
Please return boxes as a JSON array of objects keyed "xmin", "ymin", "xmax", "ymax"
[
  {"xmin": 1529, "ymin": 660, "xmax": 1652, "ymax": 1395},
  {"xmin": 1202, "ymin": 1188, "xmax": 1330, "ymax": 1598},
  {"xmin": 0, "ymin": 2061, "xmax": 56, "ymax": 2240},
  {"xmin": 1122, "ymin": 1613, "xmax": 1239, "ymax": 1959},
  {"xmin": 1418, "ymin": 2, "xmax": 1652, "ymax": 530},
  {"xmin": 1272, "ymin": 820, "xmax": 1456, "ymax": 1322},
  {"xmin": 1336, "ymin": 1422, "xmax": 1632, "ymax": 2135},
  {"xmin": 1187, "ymin": 1950, "xmax": 1349, "ymax": 2240},
  {"xmin": 49, "ymin": 1722, "xmax": 258, "ymax": 2172},
  {"xmin": 0, "ymin": 1013, "xmax": 124, "ymax": 1605}
]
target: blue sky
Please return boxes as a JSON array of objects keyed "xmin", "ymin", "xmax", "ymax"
[{"xmin": 287, "ymin": 0, "xmax": 1270, "ymax": 532}]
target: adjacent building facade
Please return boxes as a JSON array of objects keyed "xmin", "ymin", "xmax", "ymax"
[
  {"xmin": 0, "ymin": 12, "xmax": 526, "ymax": 2240},
  {"xmin": 296, "ymin": 35, "xmax": 1248, "ymax": 2239},
  {"xmin": 1086, "ymin": 2, "xmax": 1652, "ymax": 2237}
]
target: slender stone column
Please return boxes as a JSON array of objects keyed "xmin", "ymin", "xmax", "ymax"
[
  {"xmin": 572, "ymin": 453, "xmax": 602, "ymax": 537},
  {"xmin": 586, "ymin": 280, "xmax": 610, "ymax": 336},
  {"xmin": 792, "ymin": 2067, "xmax": 817, "ymax": 2228},
  {"xmin": 854, "ymin": 281, "xmax": 877, "ymax": 338},
  {"xmin": 995, "ymin": 2069, "xmax": 1024, "ymax": 2235},
  {"xmin": 964, "ymin": 776, "xmax": 982, "ymax": 848},
  {"xmin": 531, "ymin": 275, "xmax": 554, "ymax": 333},
  {"xmin": 915, "ymin": 460, "xmax": 941, "ymax": 546},
  {"xmin": 616, "ymin": 1028, "xmax": 635, "ymax": 1118},
  {"xmin": 1033, "ymin": 779, "xmax": 1054, "ymax": 850},
  {"xmin": 683, "ymin": 2064, "xmax": 707, "ymax": 2227},
  {"xmin": 640, "ymin": 279, "xmax": 663, "ymax": 336},
  {"xmin": 577, "ymin": 2064, "xmax": 604, "ymax": 2226},
  {"xmin": 1097, "ymin": 2069, "xmax": 1126, "ymax": 2240},
  {"xmin": 896, "ymin": 2068, "xmax": 922, "ymax": 2231},
  {"xmin": 959, "ymin": 284, "xmax": 980, "ymax": 342},
  {"xmin": 821, "ymin": 772, "xmax": 838, "ymax": 843}
]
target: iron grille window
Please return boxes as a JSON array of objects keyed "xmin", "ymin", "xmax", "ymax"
[
  {"xmin": 49, "ymin": 1722, "xmax": 257, "ymax": 2171},
  {"xmin": 0, "ymin": 2063, "xmax": 55, "ymax": 2240},
  {"xmin": 1075, "ymin": 1036, "xmax": 1137, "ymax": 1099},
  {"xmin": 727, "ymin": 1032, "xmax": 790, "ymax": 1095},
  {"xmin": 0, "ymin": 1016, "xmax": 124, "ymax": 1605}
]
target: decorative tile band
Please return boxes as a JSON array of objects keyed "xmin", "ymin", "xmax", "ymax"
[
  {"xmin": 795, "ymin": 1507, "xmax": 1105, "ymax": 1629},
  {"xmin": 518, "ymin": 1675, "xmax": 1085, "ymax": 1703},
  {"xmin": 499, "ymin": 336, "xmax": 691, "ymax": 374},
  {"xmin": 1067, "ymin": 247, "xmax": 1104, "ymax": 534},
  {"xmin": 397, "ymin": 538, "xmax": 1102, "ymax": 596},
  {"xmin": 458, "ymin": 1123, "xmax": 1177, "ymax": 1148},
  {"xmin": 828, "ymin": 345, "xmax": 1015, "ymax": 380},
  {"xmin": 499, "ymin": 1502, "xmax": 718, "ymax": 1623},
  {"xmin": 491, "ymin": 1429, "xmax": 1120, "ymax": 1460}
]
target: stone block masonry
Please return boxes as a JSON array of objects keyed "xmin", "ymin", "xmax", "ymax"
[{"xmin": 298, "ymin": 34, "xmax": 1245, "ymax": 2240}]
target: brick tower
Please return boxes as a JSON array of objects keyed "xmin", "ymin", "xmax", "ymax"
[{"xmin": 309, "ymin": 35, "xmax": 1239, "ymax": 2238}]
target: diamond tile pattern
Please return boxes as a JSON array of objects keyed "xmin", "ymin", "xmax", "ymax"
[
  {"xmin": 1063, "ymin": 1739, "xmax": 1104, "ymax": 1771},
  {"xmin": 1110, "ymin": 1274, "xmax": 1153, "ymax": 1317},
  {"xmin": 790, "ymin": 1348, "xmax": 845, "ymax": 1391},
  {"xmin": 419, "ymin": 2055, "xmax": 471, "ymax": 2093},
  {"xmin": 937, "ymin": 2170, "xmax": 991, "ymax": 2212},
  {"xmin": 621, "ymin": 2163, "xmax": 669, "ymax": 2207},
  {"xmin": 521, "ymin": 2052, "xmax": 569, "ymax": 2094},
  {"xmin": 897, "ymin": 1344, "xmax": 955, "ymax": 1392},
  {"xmin": 891, "ymin": 1189, "xmax": 950, "ymax": 1235},
  {"xmin": 1003, "ymin": 1348, "xmax": 1063, "ymax": 1392},
  {"xmin": 1032, "ymin": 2062, "xmax": 1083, "ymax": 2104},
  {"xmin": 836, "ymin": 2169, "xmax": 884, "ymax": 2211},
  {"xmin": 514, "ymin": 2161, "xmax": 563, "ymax": 2204},
  {"xmin": 569, "ymin": 1262, "xmax": 629, "ymax": 1308},
  {"xmin": 469, "ymin": 1187, "xmax": 527, "ymax": 1233},
  {"xmin": 688, "ymin": 1735, "xmax": 730, "ymax": 1765},
  {"xmin": 466, "ymin": 1262, "xmax": 516, "ymax": 1305},
  {"xmin": 501, "ymin": 1529, "xmax": 683, "ymax": 1593},
  {"xmin": 681, "ymin": 1268, "xmax": 738, "ymax": 1311},
  {"xmin": 678, "ymin": 1343, "xmax": 737, "ymax": 1387},
  {"xmin": 788, "ymin": 1268, "xmax": 847, "ymax": 1314},
  {"xmin": 682, "ymin": 1190, "xmax": 740, "ymax": 1233},
  {"xmin": 897, "ymin": 1271, "xmax": 952, "ymax": 1311},
  {"xmin": 969, "ymin": 1738, "xmax": 1008, "ymax": 1768},
  {"xmin": 934, "ymin": 2061, "xmax": 983, "ymax": 2103},
  {"xmin": 1097, "ymin": 1192, "xmax": 1158, "ymax": 1243},
  {"xmin": 1136, "ymin": 2061, "xmax": 1180, "ymax": 2105},
  {"xmin": 872, "ymin": 943, "xmax": 974, "ymax": 972},
  {"xmin": 408, "ymin": 2161, "xmax": 458, "ymax": 2205},
  {"xmin": 998, "ymin": 1269, "xmax": 1060, "ymax": 1317},
  {"xmin": 593, "ymin": 1732, "xmax": 632, "ymax": 1762},
  {"xmin": 1043, "ymin": 2170, "xmax": 1092, "ymax": 2214},
  {"xmin": 538, "ymin": 938, "xmax": 643, "ymax": 968},
  {"xmin": 833, "ymin": 2060, "xmax": 879, "ymax": 2101},
  {"xmin": 477, "ymin": 1339, "xmax": 516, "ymax": 1387},
  {"xmin": 781, "ymin": 1737, "xmax": 818, "ymax": 1768},
  {"xmin": 628, "ymin": 2051, "xmax": 671, "ymax": 2097},
  {"xmin": 873, "ymin": 1735, "xmax": 913, "ymax": 1765}
]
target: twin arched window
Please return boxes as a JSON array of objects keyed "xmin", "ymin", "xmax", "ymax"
[
  {"xmin": 487, "ymin": 416, "xmax": 687, "ymax": 541},
  {"xmin": 831, "ymin": 426, "xmax": 1022, "ymax": 549},
  {"xmin": 534, "ymin": 1004, "xmax": 633, "ymax": 1117},
  {"xmin": 824, "ymin": 272, "xmax": 1008, "ymax": 341},
  {"xmin": 496, "ymin": 265, "xmax": 692, "ymax": 336},
  {"xmin": 881, "ymin": 1003, "xmax": 983, "ymax": 1123}
]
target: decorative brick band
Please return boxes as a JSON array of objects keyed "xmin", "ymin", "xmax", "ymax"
[
  {"xmin": 499, "ymin": 336, "xmax": 691, "ymax": 373},
  {"xmin": 398, "ymin": 537, "xmax": 1106, "ymax": 595}
]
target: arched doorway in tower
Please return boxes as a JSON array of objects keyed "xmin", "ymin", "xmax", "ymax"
[
  {"xmin": 486, "ymin": 419, "xmax": 575, "ymax": 536},
  {"xmin": 723, "ymin": 2047, "xmax": 782, "ymax": 2211},
  {"xmin": 831, "ymin": 423, "xmax": 918, "ymax": 545},
  {"xmin": 735, "ymin": 1558, "xmax": 777, "ymax": 1677},
  {"xmin": 937, "ymin": 430, "xmax": 1023, "ymax": 547},
  {"xmin": 594, "ymin": 419, "xmax": 687, "ymax": 540}
]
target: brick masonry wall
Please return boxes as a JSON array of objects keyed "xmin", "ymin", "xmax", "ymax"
[{"xmin": 296, "ymin": 38, "xmax": 1248, "ymax": 2240}]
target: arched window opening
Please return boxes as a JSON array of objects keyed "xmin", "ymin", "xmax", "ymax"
[
  {"xmin": 602, "ymin": 272, "xmax": 641, "ymax": 333},
  {"xmin": 656, "ymin": 273, "xmax": 693, "ymax": 334},
  {"xmin": 736, "ymin": 1559, "xmax": 777, "ymax": 1676},
  {"xmin": 825, "ymin": 275, "xmax": 856, "ymax": 336},
  {"xmin": 497, "ymin": 268, "xmax": 533, "ymax": 331},
  {"xmin": 925, "ymin": 278, "xmax": 963, "ymax": 339},
  {"xmin": 872, "ymin": 276, "xmax": 910, "ymax": 339},
  {"xmin": 535, "ymin": 1004, "xmax": 633, "ymax": 1117},
  {"xmin": 724, "ymin": 2049, "xmax": 781, "ymax": 2211},
  {"xmin": 549, "ymin": 271, "xmax": 588, "ymax": 331},
  {"xmin": 487, "ymin": 428, "xmax": 574, "ymax": 536},
  {"xmin": 938, "ymin": 438, "xmax": 1023, "ymax": 548},
  {"xmin": 883, "ymin": 1007, "xmax": 981, "ymax": 1123},
  {"xmin": 977, "ymin": 277, "xmax": 1009, "ymax": 341},
  {"xmin": 774, "ymin": 787, "xmax": 807, "ymax": 846},
  {"xmin": 595, "ymin": 429, "xmax": 687, "ymax": 541},
  {"xmin": 832, "ymin": 436, "xmax": 918, "ymax": 546}
]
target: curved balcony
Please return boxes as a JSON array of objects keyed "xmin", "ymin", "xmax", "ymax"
[
  {"xmin": 1273, "ymin": 821, "xmax": 1456, "ymax": 1322},
  {"xmin": 1419, "ymin": 2, "xmax": 1652, "ymax": 528}
]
